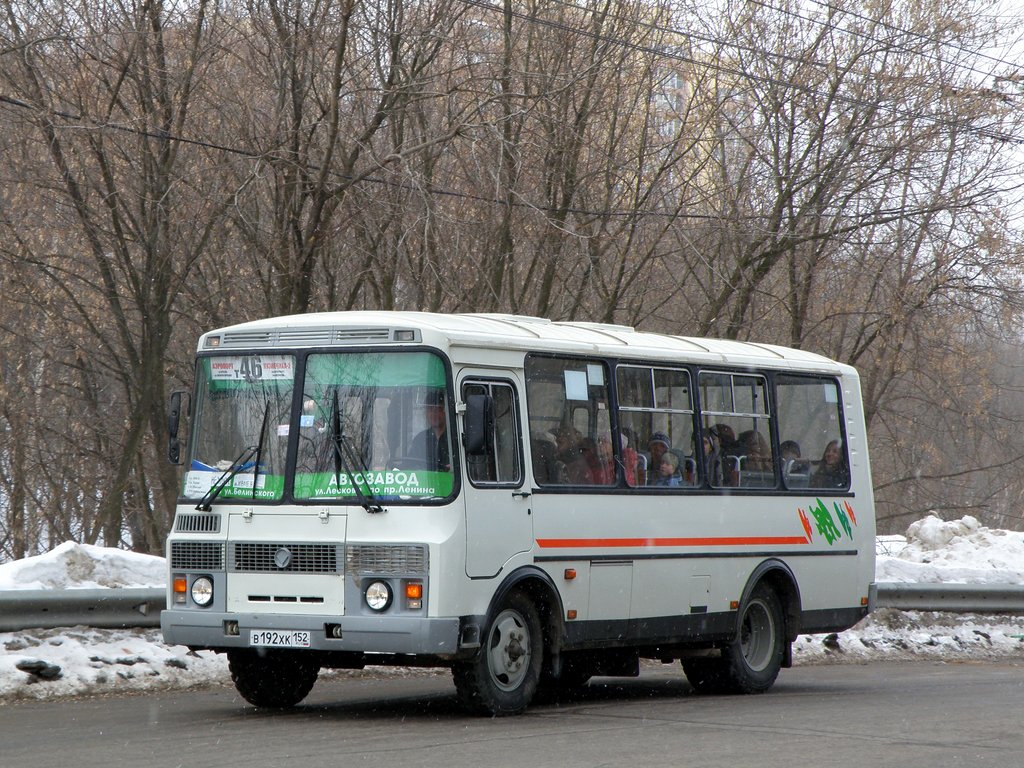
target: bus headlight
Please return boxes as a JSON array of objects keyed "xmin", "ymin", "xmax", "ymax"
[
  {"xmin": 191, "ymin": 576, "xmax": 214, "ymax": 607},
  {"xmin": 365, "ymin": 581, "xmax": 392, "ymax": 612}
]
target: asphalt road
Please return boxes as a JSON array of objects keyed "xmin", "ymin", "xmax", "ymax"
[{"xmin": 5, "ymin": 661, "xmax": 1023, "ymax": 768}]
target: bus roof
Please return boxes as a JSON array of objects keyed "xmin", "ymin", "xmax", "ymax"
[{"xmin": 199, "ymin": 311, "xmax": 850, "ymax": 375}]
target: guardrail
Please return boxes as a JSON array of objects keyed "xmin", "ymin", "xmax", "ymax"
[
  {"xmin": 0, "ymin": 588, "xmax": 164, "ymax": 632},
  {"xmin": 875, "ymin": 582, "xmax": 1024, "ymax": 613},
  {"xmin": 1, "ymin": 583, "xmax": 1023, "ymax": 632}
]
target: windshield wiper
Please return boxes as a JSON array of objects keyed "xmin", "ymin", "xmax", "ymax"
[
  {"xmin": 250, "ymin": 403, "xmax": 270, "ymax": 499},
  {"xmin": 195, "ymin": 403, "xmax": 270, "ymax": 511},
  {"xmin": 331, "ymin": 390, "xmax": 384, "ymax": 514}
]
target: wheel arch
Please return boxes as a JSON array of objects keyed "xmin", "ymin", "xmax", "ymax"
[
  {"xmin": 739, "ymin": 559, "xmax": 802, "ymax": 644},
  {"xmin": 487, "ymin": 566, "xmax": 565, "ymax": 657}
]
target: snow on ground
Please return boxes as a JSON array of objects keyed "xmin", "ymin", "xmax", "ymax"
[{"xmin": 2, "ymin": 514, "xmax": 1024, "ymax": 703}]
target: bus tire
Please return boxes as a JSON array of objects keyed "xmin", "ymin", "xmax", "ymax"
[
  {"xmin": 683, "ymin": 583, "xmax": 784, "ymax": 695},
  {"xmin": 227, "ymin": 649, "xmax": 319, "ymax": 708},
  {"xmin": 452, "ymin": 590, "xmax": 542, "ymax": 715}
]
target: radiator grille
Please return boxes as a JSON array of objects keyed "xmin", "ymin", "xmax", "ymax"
[
  {"xmin": 346, "ymin": 544, "xmax": 427, "ymax": 575},
  {"xmin": 231, "ymin": 542, "xmax": 342, "ymax": 574},
  {"xmin": 174, "ymin": 513, "xmax": 221, "ymax": 534},
  {"xmin": 170, "ymin": 541, "xmax": 225, "ymax": 571}
]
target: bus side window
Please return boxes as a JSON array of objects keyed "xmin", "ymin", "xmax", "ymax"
[{"xmin": 775, "ymin": 375, "xmax": 848, "ymax": 492}]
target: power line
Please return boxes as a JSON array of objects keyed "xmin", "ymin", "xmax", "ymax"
[
  {"xmin": 543, "ymin": 0, "xmax": 1023, "ymax": 87},
  {"xmin": 0, "ymin": 94, "xmax": 723, "ymax": 222},
  {"xmin": 462, "ymin": 0, "xmax": 1024, "ymax": 145},
  {"xmin": 803, "ymin": 0, "xmax": 1024, "ymax": 77},
  {"xmin": 0, "ymin": 0, "xmax": 1021, "ymax": 226}
]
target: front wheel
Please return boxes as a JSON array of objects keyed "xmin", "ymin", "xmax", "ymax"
[
  {"xmin": 227, "ymin": 649, "xmax": 319, "ymax": 708},
  {"xmin": 683, "ymin": 583, "xmax": 785, "ymax": 695},
  {"xmin": 452, "ymin": 590, "xmax": 543, "ymax": 715}
]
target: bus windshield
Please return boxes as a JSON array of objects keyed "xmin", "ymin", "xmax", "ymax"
[
  {"xmin": 293, "ymin": 351, "xmax": 454, "ymax": 502},
  {"xmin": 183, "ymin": 354, "xmax": 295, "ymax": 501}
]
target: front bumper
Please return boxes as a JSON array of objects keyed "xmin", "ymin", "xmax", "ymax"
[{"xmin": 161, "ymin": 609, "xmax": 462, "ymax": 656}]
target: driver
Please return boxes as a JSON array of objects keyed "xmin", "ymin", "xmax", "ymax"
[{"xmin": 410, "ymin": 390, "xmax": 451, "ymax": 472}]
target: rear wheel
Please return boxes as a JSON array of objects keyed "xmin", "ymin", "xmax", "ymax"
[
  {"xmin": 453, "ymin": 590, "xmax": 543, "ymax": 715},
  {"xmin": 683, "ymin": 583, "xmax": 785, "ymax": 695},
  {"xmin": 227, "ymin": 649, "xmax": 319, "ymax": 708}
]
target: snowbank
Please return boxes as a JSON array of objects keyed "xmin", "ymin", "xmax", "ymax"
[
  {"xmin": 876, "ymin": 515, "xmax": 1024, "ymax": 584},
  {"xmin": 0, "ymin": 542, "xmax": 165, "ymax": 590}
]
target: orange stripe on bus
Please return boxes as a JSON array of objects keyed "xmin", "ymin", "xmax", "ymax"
[{"xmin": 535, "ymin": 536, "xmax": 810, "ymax": 548}]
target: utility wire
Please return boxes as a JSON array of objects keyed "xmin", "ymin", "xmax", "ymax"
[
  {"xmin": 543, "ymin": 0, "xmax": 1024, "ymax": 87},
  {"xmin": 458, "ymin": 0, "xmax": 1024, "ymax": 145},
  {"xmin": 0, "ymin": 94, "xmax": 724, "ymax": 221},
  {"xmin": 1, "ymin": 0, "xmax": 1022, "ymax": 224},
  {"xmin": 804, "ymin": 0, "xmax": 1024, "ymax": 76}
]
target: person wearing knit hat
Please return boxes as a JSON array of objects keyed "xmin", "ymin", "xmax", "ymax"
[
  {"xmin": 647, "ymin": 431, "xmax": 671, "ymax": 484},
  {"xmin": 652, "ymin": 450, "xmax": 681, "ymax": 487}
]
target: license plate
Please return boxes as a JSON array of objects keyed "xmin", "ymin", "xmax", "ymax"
[{"xmin": 250, "ymin": 629, "xmax": 311, "ymax": 648}]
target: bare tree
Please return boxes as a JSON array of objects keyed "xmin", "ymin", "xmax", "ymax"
[{"xmin": 0, "ymin": 0, "xmax": 221, "ymax": 550}]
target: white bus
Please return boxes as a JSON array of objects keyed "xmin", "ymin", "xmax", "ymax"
[{"xmin": 163, "ymin": 312, "xmax": 876, "ymax": 715}]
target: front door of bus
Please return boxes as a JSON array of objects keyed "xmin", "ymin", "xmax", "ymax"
[{"xmin": 460, "ymin": 376, "xmax": 533, "ymax": 578}]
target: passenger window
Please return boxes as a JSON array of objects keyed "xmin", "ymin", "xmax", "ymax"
[
  {"xmin": 616, "ymin": 365, "xmax": 696, "ymax": 488},
  {"xmin": 462, "ymin": 381, "xmax": 522, "ymax": 486},
  {"xmin": 525, "ymin": 356, "xmax": 613, "ymax": 487},
  {"xmin": 775, "ymin": 376, "xmax": 848, "ymax": 491},
  {"xmin": 698, "ymin": 372, "xmax": 775, "ymax": 488}
]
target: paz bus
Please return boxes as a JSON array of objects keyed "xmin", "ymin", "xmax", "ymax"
[{"xmin": 162, "ymin": 311, "xmax": 876, "ymax": 715}]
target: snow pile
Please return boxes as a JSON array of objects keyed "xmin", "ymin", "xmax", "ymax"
[
  {"xmin": 0, "ymin": 542, "xmax": 165, "ymax": 590},
  {"xmin": 876, "ymin": 515, "xmax": 1024, "ymax": 584},
  {"xmin": 3, "ymin": 515, "xmax": 1024, "ymax": 702}
]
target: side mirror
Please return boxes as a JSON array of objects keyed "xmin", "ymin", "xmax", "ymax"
[
  {"xmin": 167, "ymin": 390, "xmax": 190, "ymax": 465},
  {"xmin": 463, "ymin": 394, "xmax": 493, "ymax": 456}
]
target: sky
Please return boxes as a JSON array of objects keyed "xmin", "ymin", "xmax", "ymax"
[{"xmin": 2, "ymin": 514, "xmax": 1024, "ymax": 704}]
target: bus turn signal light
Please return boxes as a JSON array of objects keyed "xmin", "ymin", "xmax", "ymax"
[
  {"xmin": 406, "ymin": 582, "xmax": 423, "ymax": 609},
  {"xmin": 173, "ymin": 576, "xmax": 187, "ymax": 605}
]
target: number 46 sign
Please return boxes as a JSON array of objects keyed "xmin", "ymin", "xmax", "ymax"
[{"xmin": 210, "ymin": 355, "xmax": 294, "ymax": 382}]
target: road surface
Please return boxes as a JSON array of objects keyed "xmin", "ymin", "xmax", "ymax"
[{"xmin": 5, "ymin": 660, "xmax": 1023, "ymax": 768}]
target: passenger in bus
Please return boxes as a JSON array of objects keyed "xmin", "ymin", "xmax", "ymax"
[
  {"xmin": 554, "ymin": 426, "xmax": 592, "ymax": 484},
  {"xmin": 681, "ymin": 433, "xmax": 708, "ymax": 485},
  {"xmin": 619, "ymin": 432, "xmax": 640, "ymax": 486},
  {"xmin": 531, "ymin": 431, "xmax": 562, "ymax": 484},
  {"xmin": 780, "ymin": 440, "xmax": 810, "ymax": 477},
  {"xmin": 700, "ymin": 431, "xmax": 724, "ymax": 486},
  {"xmin": 715, "ymin": 424, "xmax": 740, "ymax": 485},
  {"xmin": 737, "ymin": 430, "xmax": 771, "ymax": 471},
  {"xmin": 621, "ymin": 428, "xmax": 646, "ymax": 485},
  {"xmin": 410, "ymin": 390, "xmax": 450, "ymax": 472},
  {"xmin": 812, "ymin": 439, "xmax": 849, "ymax": 488},
  {"xmin": 780, "ymin": 440, "xmax": 801, "ymax": 463},
  {"xmin": 646, "ymin": 431, "xmax": 671, "ymax": 485},
  {"xmin": 590, "ymin": 433, "xmax": 617, "ymax": 485},
  {"xmin": 651, "ymin": 451, "xmax": 681, "ymax": 487},
  {"xmin": 714, "ymin": 423, "xmax": 739, "ymax": 454}
]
